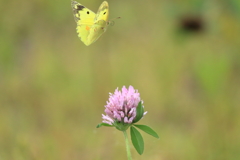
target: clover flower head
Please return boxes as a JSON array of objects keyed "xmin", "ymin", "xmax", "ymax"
[
  {"xmin": 98, "ymin": 86, "xmax": 158, "ymax": 157},
  {"xmin": 102, "ymin": 85, "xmax": 146, "ymax": 125}
]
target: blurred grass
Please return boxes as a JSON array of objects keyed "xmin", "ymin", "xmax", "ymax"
[{"xmin": 0, "ymin": 0, "xmax": 240, "ymax": 159}]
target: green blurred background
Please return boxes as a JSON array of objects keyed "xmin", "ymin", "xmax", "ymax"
[{"xmin": 1, "ymin": 0, "xmax": 240, "ymax": 159}]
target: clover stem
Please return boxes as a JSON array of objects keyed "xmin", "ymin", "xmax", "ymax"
[{"xmin": 123, "ymin": 130, "xmax": 132, "ymax": 160}]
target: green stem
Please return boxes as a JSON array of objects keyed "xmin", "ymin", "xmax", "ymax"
[{"xmin": 123, "ymin": 130, "xmax": 132, "ymax": 160}]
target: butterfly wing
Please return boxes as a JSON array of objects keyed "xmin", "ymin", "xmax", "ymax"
[
  {"xmin": 87, "ymin": 1, "xmax": 110, "ymax": 45},
  {"xmin": 94, "ymin": 1, "xmax": 109, "ymax": 23},
  {"xmin": 71, "ymin": 1, "xmax": 96, "ymax": 46}
]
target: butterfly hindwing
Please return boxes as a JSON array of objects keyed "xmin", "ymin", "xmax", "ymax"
[
  {"xmin": 71, "ymin": 1, "xmax": 109, "ymax": 46},
  {"xmin": 88, "ymin": 20, "xmax": 108, "ymax": 45}
]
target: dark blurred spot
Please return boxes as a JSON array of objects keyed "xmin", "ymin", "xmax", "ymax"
[
  {"xmin": 179, "ymin": 15, "xmax": 204, "ymax": 33},
  {"xmin": 87, "ymin": 11, "xmax": 89, "ymax": 14}
]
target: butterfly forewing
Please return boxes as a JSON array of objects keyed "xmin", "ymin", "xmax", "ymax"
[
  {"xmin": 94, "ymin": 1, "xmax": 109, "ymax": 23},
  {"xmin": 71, "ymin": 1, "xmax": 96, "ymax": 26},
  {"xmin": 87, "ymin": 1, "xmax": 110, "ymax": 44}
]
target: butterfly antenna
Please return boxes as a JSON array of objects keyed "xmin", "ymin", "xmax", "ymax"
[
  {"xmin": 111, "ymin": 17, "xmax": 121, "ymax": 21},
  {"xmin": 109, "ymin": 17, "xmax": 121, "ymax": 26}
]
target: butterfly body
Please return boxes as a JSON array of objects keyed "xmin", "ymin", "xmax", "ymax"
[{"xmin": 71, "ymin": 1, "xmax": 109, "ymax": 46}]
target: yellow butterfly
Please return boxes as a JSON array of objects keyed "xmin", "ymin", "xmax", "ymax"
[{"xmin": 71, "ymin": 1, "xmax": 110, "ymax": 46}]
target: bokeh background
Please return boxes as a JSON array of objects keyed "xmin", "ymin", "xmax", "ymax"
[{"xmin": 1, "ymin": 0, "xmax": 240, "ymax": 159}]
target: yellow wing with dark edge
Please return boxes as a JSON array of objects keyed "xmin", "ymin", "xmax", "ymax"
[{"xmin": 71, "ymin": 1, "xmax": 110, "ymax": 46}]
